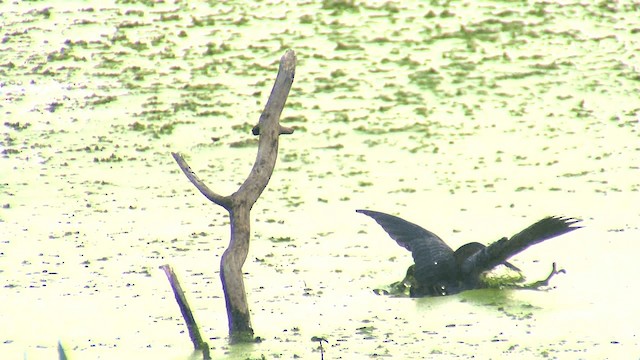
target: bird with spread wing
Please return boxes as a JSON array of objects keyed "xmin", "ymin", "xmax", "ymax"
[{"xmin": 357, "ymin": 210, "xmax": 582, "ymax": 297}]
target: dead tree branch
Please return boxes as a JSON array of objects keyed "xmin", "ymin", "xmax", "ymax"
[
  {"xmin": 160, "ymin": 264, "xmax": 208, "ymax": 355},
  {"xmin": 172, "ymin": 50, "xmax": 296, "ymax": 343}
]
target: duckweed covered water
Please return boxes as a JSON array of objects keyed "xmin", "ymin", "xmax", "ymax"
[{"xmin": 1, "ymin": 0, "xmax": 639, "ymax": 359}]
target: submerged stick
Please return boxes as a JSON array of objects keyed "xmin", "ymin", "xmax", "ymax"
[
  {"xmin": 160, "ymin": 264, "xmax": 208, "ymax": 353},
  {"xmin": 58, "ymin": 341, "xmax": 68, "ymax": 360}
]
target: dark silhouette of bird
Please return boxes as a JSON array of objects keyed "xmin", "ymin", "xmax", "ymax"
[{"xmin": 356, "ymin": 209, "xmax": 582, "ymax": 297}]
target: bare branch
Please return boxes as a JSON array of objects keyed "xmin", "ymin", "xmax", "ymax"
[
  {"xmin": 235, "ymin": 50, "xmax": 296, "ymax": 204},
  {"xmin": 171, "ymin": 50, "xmax": 296, "ymax": 343},
  {"xmin": 171, "ymin": 152, "xmax": 231, "ymax": 210}
]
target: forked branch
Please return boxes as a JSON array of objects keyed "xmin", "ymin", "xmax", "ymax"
[{"xmin": 172, "ymin": 50, "xmax": 296, "ymax": 343}]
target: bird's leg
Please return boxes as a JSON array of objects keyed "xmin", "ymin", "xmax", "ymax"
[
  {"xmin": 541, "ymin": 262, "xmax": 566, "ymax": 286},
  {"xmin": 524, "ymin": 262, "xmax": 567, "ymax": 289}
]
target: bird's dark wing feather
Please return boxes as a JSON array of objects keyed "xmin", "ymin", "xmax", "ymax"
[
  {"xmin": 356, "ymin": 210, "xmax": 451, "ymax": 253},
  {"xmin": 460, "ymin": 216, "xmax": 582, "ymax": 278},
  {"xmin": 356, "ymin": 209, "xmax": 458, "ymax": 290},
  {"xmin": 454, "ymin": 242, "xmax": 521, "ymax": 272}
]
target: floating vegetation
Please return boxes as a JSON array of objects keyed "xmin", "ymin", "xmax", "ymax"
[
  {"xmin": 89, "ymin": 95, "xmax": 117, "ymax": 106},
  {"xmin": 281, "ymin": 152, "xmax": 298, "ymax": 162},
  {"xmin": 335, "ymin": 42, "xmax": 363, "ymax": 51},
  {"xmin": 4, "ymin": 122, "xmax": 31, "ymax": 131},
  {"xmin": 269, "ymin": 236, "xmax": 294, "ymax": 243},
  {"xmin": 408, "ymin": 69, "xmax": 442, "ymax": 90},
  {"xmin": 231, "ymin": 122, "xmax": 255, "ymax": 133},
  {"xmin": 129, "ymin": 122, "xmax": 146, "ymax": 131},
  {"xmin": 93, "ymin": 153, "xmax": 122, "ymax": 163},
  {"xmin": 229, "ymin": 138, "xmax": 258, "ymax": 148},
  {"xmin": 322, "ymin": 0, "xmax": 359, "ymax": 13}
]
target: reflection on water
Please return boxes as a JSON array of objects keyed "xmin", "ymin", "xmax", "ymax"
[{"xmin": 0, "ymin": 0, "xmax": 638, "ymax": 358}]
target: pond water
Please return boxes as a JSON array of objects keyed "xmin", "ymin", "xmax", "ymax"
[{"xmin": 1, "ymin": 0, "xmax": 639, "ymax": 359}]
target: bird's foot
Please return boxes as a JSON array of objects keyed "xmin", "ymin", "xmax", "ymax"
[{"xmin": 522, "ymin": 262, "xmax": 566, "ymax": 289}]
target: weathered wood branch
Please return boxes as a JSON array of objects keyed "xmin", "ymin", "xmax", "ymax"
[
  {"xmin": 236, "ymin": 51, "xmax": 296, "ymax": 204},
  {"xmin": 172, "ymin": 153, "xmax": 231, "ymax": 210},
  {"xmin": 172, "ymin": 50, "xmax": 296, "ymax": 343},
  {"xmin": 160, "ymin": 264, "xmax": 209, "ymax": 357}
]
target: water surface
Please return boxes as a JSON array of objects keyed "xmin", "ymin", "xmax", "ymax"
[{"xmin": 1, "ymin": 0, "xmax": 639, "ymax": 359}]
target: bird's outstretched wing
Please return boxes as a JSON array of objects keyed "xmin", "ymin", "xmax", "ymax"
[
  {"xmin": 356, "ymin": 209, "xmax": 458, "ymax": 294},
  {"xmin": 356, "ymin": 210, "xmax": 449, "ymax": 252},
  {"xmin": 460, "ymin": 216, "xmax": 582, "ymax": 279}
]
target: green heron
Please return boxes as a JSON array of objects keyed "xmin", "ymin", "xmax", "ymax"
[{"xmin": 357, "ymin": 209, "xmax": 582, "ymax": 297}]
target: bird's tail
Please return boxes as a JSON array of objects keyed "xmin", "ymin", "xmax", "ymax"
[{"xmin": 462, "ymin": 216, "xmax": 582, "ymax": 276}]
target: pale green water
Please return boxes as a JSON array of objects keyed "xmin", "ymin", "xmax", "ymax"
[{"xmin": 1, "ymin": 0, "xmax": 639, "ymax": 359}]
